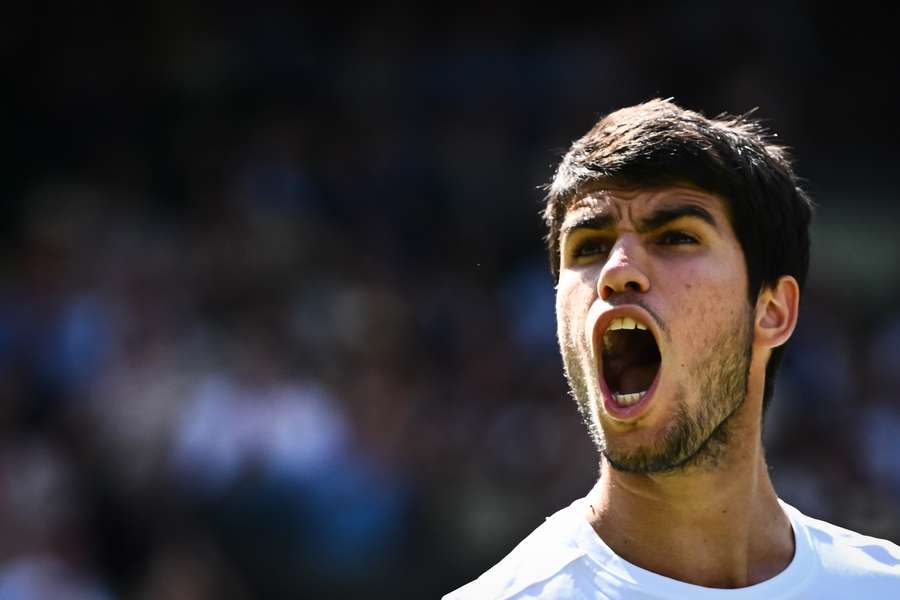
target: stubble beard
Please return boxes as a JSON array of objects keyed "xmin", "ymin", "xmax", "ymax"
[{"xmin": 560, "ymin": 309, "xmax": 753, "ymax": 475}]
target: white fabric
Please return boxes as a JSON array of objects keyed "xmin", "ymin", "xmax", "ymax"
[{"xmin": 445, "ymin": 493, "xmax": 900, "ymax": 599}]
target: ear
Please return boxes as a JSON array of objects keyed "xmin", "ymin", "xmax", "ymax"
[{"xmin": 754, "ymin": 275, "xmax": 800, "ymax": 349}]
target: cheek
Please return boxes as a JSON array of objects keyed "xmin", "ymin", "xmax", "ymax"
[
  {"xmin": 555, "ymin": 277, "xmax": 594, "ymax": 343},
  {"xmin": 672, "ymin": 269, "xmax": 747, "ymax": 349}
]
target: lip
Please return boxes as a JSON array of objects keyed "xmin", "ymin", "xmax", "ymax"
[{"xmin": 591, "ymin": 305, "xmax": 664, "ymax": 422}]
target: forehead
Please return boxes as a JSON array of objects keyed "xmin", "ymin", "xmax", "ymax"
[{"xmin": 561, "ymin": 184, "xmax": 730, "ymax": 230}]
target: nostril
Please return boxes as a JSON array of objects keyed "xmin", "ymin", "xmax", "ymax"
[{"xmin": 598, "ymin": 273, "xmax": 649, "ymax": 299}]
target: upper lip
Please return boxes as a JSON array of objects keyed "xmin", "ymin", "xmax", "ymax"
[{"xmin": 591, "ymin": 304, "xmax": 663, "ymax": 375}]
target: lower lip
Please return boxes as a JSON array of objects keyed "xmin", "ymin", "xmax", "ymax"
[{"xmin": 600, "ymin": 365, "xmax": 662, "ymax": 421}]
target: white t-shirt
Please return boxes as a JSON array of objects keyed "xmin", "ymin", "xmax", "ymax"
[{"xmin": 444, "ymin": 494, "xmax": 900, "ymax": 599}]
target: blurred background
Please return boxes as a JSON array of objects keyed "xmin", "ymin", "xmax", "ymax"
[{"xmin": 4, "ymin": 2, "xmax": 900, "ymax": 598}]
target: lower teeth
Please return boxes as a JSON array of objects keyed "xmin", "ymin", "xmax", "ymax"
[{"xmin": 613, "ymin": 391, "xmax": 645, "ymax": 406}]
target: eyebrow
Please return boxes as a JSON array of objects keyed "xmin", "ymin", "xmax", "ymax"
[{"xmin": 561, "ymin": 204, "xmax": 719, "ymax": 238}]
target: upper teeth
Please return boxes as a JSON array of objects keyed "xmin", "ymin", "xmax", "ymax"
[{"xmin": 607, "ymin": 317, "xmax": 648, "ymax": 331}]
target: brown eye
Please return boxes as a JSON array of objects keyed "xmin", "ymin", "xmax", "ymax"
[
  {"xmin": 659, "ymin": 231, "xmax": 698, "ymax": 245},
  {"xmin": 573, "ymin": 239, "xmax": 611, "ymax": 258}
]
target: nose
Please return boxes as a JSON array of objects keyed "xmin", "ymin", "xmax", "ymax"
[{"xmin": 597, "ymin": 235, "xmax": 651, "ymax": 301}]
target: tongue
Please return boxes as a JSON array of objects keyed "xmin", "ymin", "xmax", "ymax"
[{"xmin": 617, "ymin": 363, "xmax": 658, "ymax": 394}]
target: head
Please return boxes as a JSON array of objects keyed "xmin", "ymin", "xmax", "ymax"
[{"xmin": 545, "ymin": 99, "xmax": 813, "ymax": 473}]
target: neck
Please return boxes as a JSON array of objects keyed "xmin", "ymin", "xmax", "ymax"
[{"xmin": 586, "ymin": 410, "xmax": 794, "ymax": 588}]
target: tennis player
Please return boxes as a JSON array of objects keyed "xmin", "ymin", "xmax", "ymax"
[{"xmin": 446, "ymin": 99, "xmax": 900, "ymax": 599}]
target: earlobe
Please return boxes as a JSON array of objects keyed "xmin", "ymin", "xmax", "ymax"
[{"xmin": 754, "ymin": 275, "xmax": 800, "ymax": 349}]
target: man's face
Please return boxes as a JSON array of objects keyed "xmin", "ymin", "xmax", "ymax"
[{"xmin": 555, "ymin": 184, "xmax": 754, "ymax": 474}]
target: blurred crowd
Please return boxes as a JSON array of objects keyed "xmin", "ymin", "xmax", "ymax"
[{"xmin": 6, "ymin": 4, "xmax": 900, "ymax": 599}]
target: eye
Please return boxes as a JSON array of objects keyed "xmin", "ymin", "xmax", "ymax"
[
  {"xmin": 658, "ymin": 231, "xmax": 698, "ymax": 245},
  {"xmin": 571, "ymin": 238, "xmax": 611, "ymax": 259}
]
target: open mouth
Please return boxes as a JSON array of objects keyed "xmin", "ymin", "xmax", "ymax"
[{"xmin": 601, "ymin": 317, "xmax": 661, "ymax": 407}]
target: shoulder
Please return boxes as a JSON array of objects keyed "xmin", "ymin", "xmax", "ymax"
[
  {"xmin": 444, "ymin": 501, "xmax": 598, "ymax": 600},
  {"xmin": 805, "ymin": 515, "xmax": 900, "ymax": 571},
  {"xmin": 787, "ymin": 503, "xmax": 900, "ymax": 584}
]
